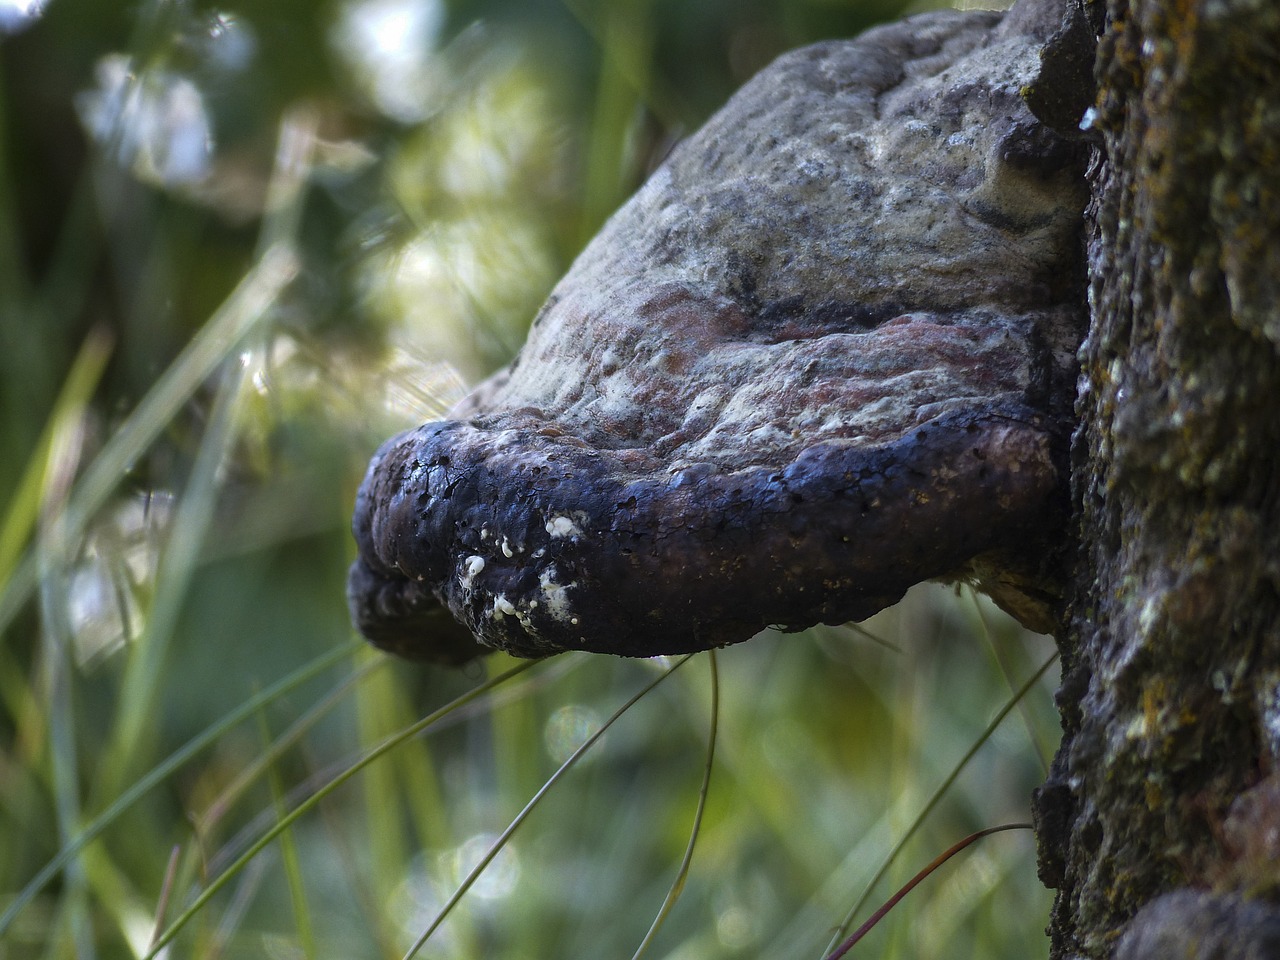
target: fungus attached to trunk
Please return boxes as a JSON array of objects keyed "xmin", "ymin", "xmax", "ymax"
[{"xmin": 349, "ymin": 0, "xmax": 1089, "ymax": 663}]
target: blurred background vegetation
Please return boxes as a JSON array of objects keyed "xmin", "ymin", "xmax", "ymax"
[{"xmin": 0, "ymin": 0, "xmax": 1055, "ymax": 957}]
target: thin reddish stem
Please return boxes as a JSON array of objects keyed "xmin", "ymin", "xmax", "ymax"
[{"xmin": 823, "ymin": 822, "xmax": 1032, "ymax": 960}]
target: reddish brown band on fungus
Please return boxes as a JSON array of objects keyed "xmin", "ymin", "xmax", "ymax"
[{"xmin": 348, "ymin": 0, "xmax": 1089, "ymax": 662}]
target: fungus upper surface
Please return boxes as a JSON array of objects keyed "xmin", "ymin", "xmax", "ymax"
[{"xmin": 349, "ymin": 0, "xmax": 1089, "ymax": 662}]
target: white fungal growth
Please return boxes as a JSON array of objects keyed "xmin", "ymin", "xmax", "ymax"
[
  {"xmin": 545, "ymin": 514, "xmax": 583, "ymax": 538},
  {"xmin": 459, "ymin": 555, "xmax": 485, "ymax": 590},
  {"xmin": 489, "ymin": 593, "xmax": 539, "ymax": 637},
  {"xmin": 538, "ymin": 567, "xmax": 577, "ymax": 622}
]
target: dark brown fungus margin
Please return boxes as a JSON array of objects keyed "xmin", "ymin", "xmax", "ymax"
[{"xmin": 349, "ymin": 0, "xmax": 1090, "ymax": 663}]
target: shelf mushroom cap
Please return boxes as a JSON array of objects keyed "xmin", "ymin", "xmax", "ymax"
[{"xmin": 349, "ymin": 1, "xmax": 1089, "ymax": 662}]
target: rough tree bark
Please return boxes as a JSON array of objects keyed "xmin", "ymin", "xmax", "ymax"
[{"xmin": 1034, "ymin": 0, "xmax": 1280, "ymax": 957}]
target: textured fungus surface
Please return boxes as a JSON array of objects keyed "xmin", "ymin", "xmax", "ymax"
[{"xmin": 349, "ymin": 0, "xmax": 1089, "ymax": 662}]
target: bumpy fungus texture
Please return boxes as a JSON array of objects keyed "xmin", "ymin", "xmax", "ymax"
[{"xmin": 350, "ymin": 0, "xmax": 1088, "ymax": 663}]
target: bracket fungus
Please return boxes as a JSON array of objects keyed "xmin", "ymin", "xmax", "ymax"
[{"xmin": 349, "ymin": 0, "xmax": 1089, "ymax": 663}]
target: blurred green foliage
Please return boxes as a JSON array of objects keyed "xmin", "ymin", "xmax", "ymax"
[{"xmin": 0, "ymin": 0, "xmax": 1051, "ymax": 957}]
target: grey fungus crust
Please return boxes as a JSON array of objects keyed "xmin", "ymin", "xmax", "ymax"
[{"xmin": 348, "ymin": 0, "xmax": 1089, "ymax": 663}]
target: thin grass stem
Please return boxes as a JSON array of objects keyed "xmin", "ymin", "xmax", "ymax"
[
  {"xmin": 401, "ymin": 654, "xmax": 693, "ymax": 960},
  {"xmin": 820, "ymin": 652, "xmax": 1058, "ymax": 956},
  {"xmin": 143, "ymin": 657, "xmax": 541, "ymax": 958},
  {"xmin": 194, "ymin": 655, "xmax": 384, "ymax": 838},
  {"xmin": 630, "ymin": 649, "xmax": 719, "ymax": 960},
  {"xmin": 37, "ymin": 367, "xmax": 96, "ymax": 960},
  {"xmin": 257, "ymin": 704, "xmax": 318, "ymax": 960},
  {"xmin": 843, "ymin": 621, "xmax": 902, "ymax": 654},
  {"xmin": 0, "ymin": 640, "xmax": 359, "ymax": 936},
  {"xmin": 969, "ymin": 589, "xmax": 1054, "ymax": 776},
  {"xmin": 822, "ymin": 822, "xmax": 1033, "ymax": 960},
  {"xmin": 148, "ymin": 846, "xmax": 182, "ymax": 952}
]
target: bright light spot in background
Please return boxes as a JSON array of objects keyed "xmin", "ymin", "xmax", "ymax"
[
  {"xmin": 0, "ymin": 0, "xmax": 45, "ymax": 34},
  {"xmin": 67, "ymin": 562, "xmax": 135, "ymax": 664},
  {"xmin": 714, "ymin": 870, "xmax": 775, "ymax": 950},
  {"xmin": 444, "ymin": 833, "xmax": 521, "ymax": 900},
  {"xmin": 391, "ymin": 839, "xmax": 519, "ymax": 946},
  {"xmin": 67, "ymin": 493, "xmax": 173, "ymax": 666},
  {"xmin": 377, "ymin": 216, "xmax": 557, "ymax": 382},
  {"xmin": 544, "ymin": 704, "xmax": 604, "ymax": 765},
  {"xmin": 333, "ymin": 0, "xmax": 446, "ymax": 122},
  {"xmin": 392, "ymin": 860, "xmax": 458, "ymax": 951},
  {"xmin": 381, "ymin": 345, "xmax": 469, "ymax": 423},
  {"xmin": 716, "ymin": 904, "xmax": 761, "ymax": 950},
  {"xmin": 342, "ymin": 26, "xmax": 571, "ymax": 398},
  {"xmin": 202, "ymin": 12, "xmax": 256, "ymax": 72},
  {"xmin": 75, "ymin": 54, "xmax": 214, "ymax": 187}
]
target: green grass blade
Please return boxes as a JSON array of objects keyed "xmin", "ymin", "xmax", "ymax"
[
  {"xmin": 35, "ymin": 386, "xmax": 98, "ymax": 959},
  {"xmin": 257, "ymin": 704, "xmax": 318, "ymax": 960},
  {"xmin": 195, "ymin": 656, "xmax": 384, "ymax": 838},
  {"xmin": 39, "ymin": 553, "xmax": 95, "ymax": 960},
  {"xmin": 0, "ymin": 244, "xmax": 298, "ymax": 640},
  {"xmin": 144, "ymin": 657, "xmax": 541, "ymax": 959},
  {"xmin": 0, "ymin": 640, "xmax": 359, "ymax": 936},
  {"xmin": 63, "ymin": 241, "xmax": 297, "ymax": 543},
  {"xmin": 0, "ymin": 327, "xmax": 112, "ymax": 592},
  {"xmin": 96, "ymin": 352, "xmax": 253, "ymax": 798}
]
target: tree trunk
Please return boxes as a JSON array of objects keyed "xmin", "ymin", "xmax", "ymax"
[{"xmin": 1034, "ymin": 0, "xmax": 1280, "ymax": 956}]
